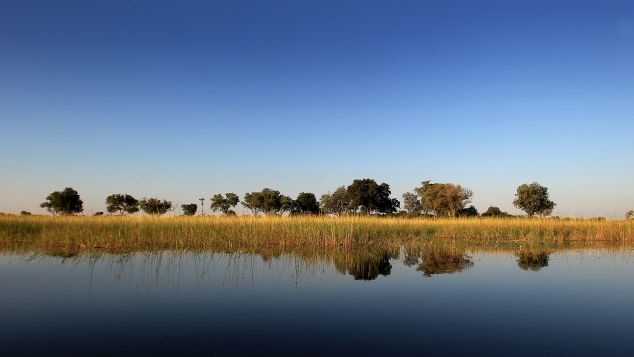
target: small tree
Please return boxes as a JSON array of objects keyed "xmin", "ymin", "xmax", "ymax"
[
  {"xmin": 402, "ymin": 192, "xmax": 421, "ymax": 214},
  {"xmin": 513, "ymin": 182, "xmax": 555, "ymax": 217},
  {"xmin": 181, "ymin": 203, "xmax": 198, "ymax": 216},
  {"xmin": 481, "ymin": 206, "xmax": 511, "ymax": 217},
  {"xmin": 210, "ymin": 193, "xmax": 240, "ymax": 215},
  {"xmin": 457, "ymin": 205, "xmax": 479, "ymax": 217},
  {"xmin": 139, "ymin": 198, "xmax": 173, "ymax": 215},
  {"xmin": 415, "ymin": 181, "xmax": 472, "ymax": 217},
  {"xmin": 40, "ymin": 187, "xmax": 83, "ymax": 215},
  {"xmin": 346, "ymin": 179, "xmax": 399, "ymax": 214},
  {"xmin": 20, "ymin": 210, "xmax": 31, "ymax": 216},
  {"xmin": 241, "ymin": 189, "xmax": 292, "ymax": 215},
  {"xmin": 626, "ymin": 210, "xmax": 633, "ymax": 220},
  {"xmin": 93, "ymin": 211, "xmax": 104, "ymax": 216},
  {"xmin": 291, "ymin": 192, "xmax": 320, "ymax": 215},
  {"xmin": 320, "ymin": 186, "xmax": 351, "ymax": 216},
  {"xmin": 105, "ymin": 194, "xmax": 140, "ymax": 215}
]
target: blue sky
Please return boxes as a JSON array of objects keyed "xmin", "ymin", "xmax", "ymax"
[{"xmin": 1, "ymin": 0, "xmax": 633, "ymax": 217}]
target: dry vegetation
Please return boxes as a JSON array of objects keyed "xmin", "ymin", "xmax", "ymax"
[{"xmin": 1, "ymin": 215, "xmax": 633, "ymax": 256}]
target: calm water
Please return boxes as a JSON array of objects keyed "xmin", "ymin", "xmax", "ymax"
[{"xmin": 1, "ymin": 247, "xmax": 633, "ymax": 356}]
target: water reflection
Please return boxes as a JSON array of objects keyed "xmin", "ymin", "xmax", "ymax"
[
  {"xmin": 404, "ymin": 246, "xmax": 474, "ymax": 277},
  {"xmin": 333, "ymin": 250, "xmax": 398, "ymax": 280},
  {"xmin": 515, "ymin": 249, "xmax": 550, "ymax": 271}
]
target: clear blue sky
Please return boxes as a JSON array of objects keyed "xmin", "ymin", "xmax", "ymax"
[{"xmin": 1, "ymin": 0, "xmax": 633, "ymax": 217}]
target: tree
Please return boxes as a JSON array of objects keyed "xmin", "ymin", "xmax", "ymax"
[
  {"xmin": 105, "ymin": 194, "xmax": 139, "ymax": 215},
  {"xmin": 457, "ymin": 205, "xmax": 479, "ymax": 217},
  {"xmin": 415, "ymin": 181, "xmax": 472, "ymax": 217},
  {"xmin": 40, "ymin": 187, "xmax": 83, "ymax": 215},
  {"xmin": 20, "ymin": 211, "xmax": 31, "ymax": 216},
  {"xmin": 181, "ymin": 203, "xmax": 198, "ymax": 216},
  {"xmin": 346, "ymin": 179, "xmax": 400, "ymax": 214},
  {"xmin": 626, "ymin": 210, "xmax": 633, "ymax": 220},
  {"xmin": 210, "ymin": 193, "xmax": 240, "ymax": 215},
  {"xmin": 481, "ymin": 206, "xmax": 511, "ymax": 217},
  {"xmin": 402, "ymin": 192, "xmax": 421, "ymax": 213},
  {"xmin": 93, "ymin": 211, "xmax": 104, "ymax": 216},
  {"xmin": 291, "ymin": 192, "xmax": 320, "ymax": 215},
  {"xmin": 241, "ymin": 188, "xmax": 292, "ymax": 215},
  {"xmin": 139, "ymin": 198, "xmax": 173, "ymax": 215},
  {"xmin": 320, "ymin": 186, "xmax": 351, "ymax": 216},
  {"xmin": 513, "ymin": 182, "xmax": 555, "ymax": 217}
]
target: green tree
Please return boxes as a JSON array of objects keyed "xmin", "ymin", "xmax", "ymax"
[
  {"xmin": 40, "ymin": 187, "xmax": 83, "ymax": 215},
  {"xmin": 346, "ymin": 179, "xmax": 399, "ymax": 214},
  {"xmin": 291, "ymin": 192, "xmax": 320, "ymax": 215},
  {"xmin": 320, "ymin": 186, "xmax": 350, "ymax": 216},
  {"xmin": 481, "ymin": 206, "xmax": 511, "ymax": 217},
  {"xmin": 415, "ymin": 181, "xmax": 472, "ymax": 217},
  {"xmin": 210, "ymin": 193, "xmax": 240, "ymax": 215},
  {"xmin": 513, "ymin": 182, "xmax": 555, "ymax": 217},
  {"xmin": 181, "ymin": 203, "xmax": 198, "ymax": 216},
  {"xmin": 402, "ymin": 192, "xmax": 421, "ymax": 213},
  {"xmin": 241, "ymin": 188, "xmax": 292, "ymax": 215},
  {"xmin": 139, "ymin": 198, "xmax": 173, "ymax": 215},
  {"xmin": 105, "ymin": 194, "xmax": 140, "ymax": 215},
  {"xmin": 457, "ymin": 205, "xmax": 479, "ymax": 217}
]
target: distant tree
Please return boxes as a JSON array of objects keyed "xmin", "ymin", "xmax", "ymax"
[
  {"xmin": 241, "ymin": 188, "xmax": 292, "ymax": 215},
  {"xmin": 20, "ymin": 210, "xmax": 31, "ymax": 216},
  {"xmin": 139, "ymin": 198, "xmax": 173, "ymax": 215},
  {"xmin": 210, "ymin": 193, "xmax": 240, "ymax": 215},
  {"xmin": 481, "ymin": 206, "xmax": 512, "ymax": 218},
  {"xmin": 40, "ymin": 187, "xmax": 83, "ymax": 215},
  {"xmin": 402, "ymin": 192, "xmax": 422, "ymax": 213},
  {"xmin": 346, "ymin": 179, "xmax": 399, "ymax": 214},
  {"xmin": 415, "ymin": 181, "xmax": 472, "ymax": 217},
  {"xmin": 181, "ymin": 203, "xmax": 198, "ymax": 216},
  {"xmin": 626, "ymin": 210, "xmax": 633, "ymax": 220},
  {"xmin": 105, "ymin": 194, "xmax": 139, "ymax": 215},
  {"xmin": 320, "ymin": 186, "xmax": 351, "ymax": 216},
  {"xmin": 93, "ymin": 211, "xmax": 104, "ymax": 216},
  {"xmin": 457, "ymin": 205, "xmax": 479, "ymax": 217},
  {"xmin": 513, "ymin": 182, "xmax": 555, "ymax": 217},
  {"xmin": 291, "ymin": 192, "xmax": 320, "ymax": 215}
]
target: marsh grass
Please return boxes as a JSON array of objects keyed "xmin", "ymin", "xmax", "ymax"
[{"xmin": 1, "ymin": 215, "xmax": 633, "ymax": 256}]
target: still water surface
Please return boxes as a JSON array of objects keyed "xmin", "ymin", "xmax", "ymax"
[{"xmin": 1, "ymin": 247, "xmax": 633, "ymax": 356}]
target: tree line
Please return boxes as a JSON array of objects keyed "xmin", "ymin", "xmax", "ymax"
[{"xmin": 35, "ymin": 179, "xmax": 564, "ymax": 218}]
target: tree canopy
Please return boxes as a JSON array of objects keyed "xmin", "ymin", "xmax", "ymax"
[
  {"xmin": 139, "ymin": 198, "xmax": 173, "ymax": 215},
  {"xmin": 513, "ymin": 182, "xmax": 555, "ymax": 217},
  {"xmin": 346, "ymin": 179, "xmax": 399, "ymax": 214},
  {"xmin": 320, "ymin": 186, "xmax": 350, "ymax": 216},
  {"xmin": 181, "ymin": 203, "xmax": 198, "ymax": 216},
  {"xmin": 40, "ymin": 187, "xmax": 83, "ymax": 215},
  {"xmin": 210, "ymin": 193, "xmax": 240, "ymax": 215},
  {"xmin": 415, "ymin": 181, "xmax": 472, "ymax": 217},
  {"xmin": 481, "ymin": 206, "xmax": 512, "ymax": 217},
  {"xmin": 242, "ymin": 188, "xmax": 292, "ymax": 215},
  {"xmin": 402, "ymin": 192, "xmax": 422, "ymax": 213},
  {"xmin": 291, "ymin": 192, "xmax": 320, "ymax": 215},
  {"xmin": 105, "ymin": 194, "xmax": 139, "ymax": 215}
]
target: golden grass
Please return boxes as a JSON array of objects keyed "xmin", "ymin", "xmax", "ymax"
[{"xmin": 1, "ymin": 215, "xmax": 632, "ymax": 256}]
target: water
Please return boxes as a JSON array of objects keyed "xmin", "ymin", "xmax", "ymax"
[{"xmin": 1, "ymin": 247, "xmax": 633, "ymax": 356}]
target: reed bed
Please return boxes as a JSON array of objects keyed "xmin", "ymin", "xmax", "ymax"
[{"xmin": 1, "ymin": 215, "xmax": 632, "ymax": 255}]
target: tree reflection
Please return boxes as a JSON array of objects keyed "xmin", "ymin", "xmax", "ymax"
[
  {"xmin": 334, "ymin": 250, "xmax": 398, "ymax": 280},
  {"xmin": 404, "ymin": 246, "xmax": 474, "ymax": 277},
  {"xmin": 515, "ymin": 250, "xmax": 550, "ymax": 271}
]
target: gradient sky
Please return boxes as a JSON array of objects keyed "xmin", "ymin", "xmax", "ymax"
[{"xmin": 1, "ymin": 0, "xmax": 633, "ymax": 217}]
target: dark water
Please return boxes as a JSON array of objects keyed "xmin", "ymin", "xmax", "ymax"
[{"xmin": 1, "ymin": 247, "xmax": 633, "ymax": 356}]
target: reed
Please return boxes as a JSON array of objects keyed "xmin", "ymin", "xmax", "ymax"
[{"xmin": 1, "ymin": 215, "xmax": 632, "ymax": 255}]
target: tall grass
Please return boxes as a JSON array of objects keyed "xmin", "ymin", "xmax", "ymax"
[{"xmin": 1, "ymin": 215, "xmax": 632, "ymax": 255}]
